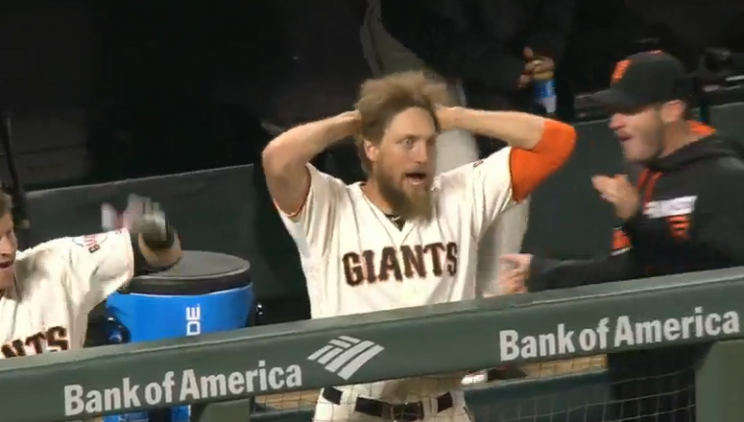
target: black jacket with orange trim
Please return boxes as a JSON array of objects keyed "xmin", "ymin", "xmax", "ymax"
[{"xmin": 527, "ymin": 125, "xmax": 744, "ymax": 291}]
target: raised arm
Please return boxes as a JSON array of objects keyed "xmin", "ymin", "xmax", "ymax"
[
  {"xmin": 104, "ymin": 195, "xmax": 182, "ymax": 273},
  {"xmin": 441, "ymin": 108, "xmax": 575, "ymax": 199},
  {"xmin": 438, "ymin": 108, "xmax": 576, "ymax": 232},
  {"xmin": 55, "ymin": 197, "xmax": 184, "ymax": 312},
  {"xmin": 262, "ymin": 111, "xmax": 359, "ymax": 216}
]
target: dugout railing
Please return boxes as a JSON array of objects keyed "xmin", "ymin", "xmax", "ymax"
[{"xmin": 3, "ymin": 267, "xmax": 744, "ymax": 422}]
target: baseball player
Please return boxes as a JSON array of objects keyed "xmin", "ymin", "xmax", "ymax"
[
  {"xmin": 263, "ymin": 71, "xmax": 575, "ymax": 422},
  {"xmin": 361, "ymin": 6, "xmax": 533, "ymax": 385},
  {"xmin": 0, "ymin": 194, "xmax": 181, "ymax": 358},
  {"xmin": 360, "ymin": 0, "xmax": 533, "ymax": 299}
]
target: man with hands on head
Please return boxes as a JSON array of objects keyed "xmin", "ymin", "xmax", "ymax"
[
  {"xmin": 263, "ymin": 71, "xmax": 575, "ymax": 422},
  {"xmin": 499, "ymin": 51, "xmax": 744, "ymax": 422}
]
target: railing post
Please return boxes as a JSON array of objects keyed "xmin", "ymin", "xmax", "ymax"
[{"xmin": 696, "ymin": 339, "xmax": 744, "ymax": 422}]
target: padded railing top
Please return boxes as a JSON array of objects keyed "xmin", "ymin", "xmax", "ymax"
[{"xmin": 2, "ymin": 267, "xmax": 744, "ymax": 422}]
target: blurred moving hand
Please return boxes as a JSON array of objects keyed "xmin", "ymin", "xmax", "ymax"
[
  {"xmin": 497, "ymin": 253, "xmax": 533, "ymax": 294},
  {"xmin": 524, "ymin": 47, "xmax": 555, "ymax": 82}
]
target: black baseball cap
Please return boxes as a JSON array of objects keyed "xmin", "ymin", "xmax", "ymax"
[{"xmin": 591, "ymin": 51, "xmax": 691, "ymax": 112}]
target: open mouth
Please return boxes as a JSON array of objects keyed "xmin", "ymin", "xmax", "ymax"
[
  {"xmin": 617, "ymin": 133, "xmax": 632, "ymax": 143},
  {"xmin": 0, "ymin": 261, "xmax": 14, "ymax": 269},
  {"xmin": 405, "ymin": 171, "xmax": 428, "ymax": 185}
]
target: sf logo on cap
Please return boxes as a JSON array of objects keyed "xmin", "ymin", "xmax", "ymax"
[
  {"xmin": 611, "ymin": 60, "xmax": 630, "ymax": 82},
  {"xmin": 611, "ymin": 50, "xmax": 663, "ymax": 82}
]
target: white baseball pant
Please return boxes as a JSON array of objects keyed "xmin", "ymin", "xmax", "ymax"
[{"xmin": 313, "ymin": 388, "xmax": 472, "ymax": 422}]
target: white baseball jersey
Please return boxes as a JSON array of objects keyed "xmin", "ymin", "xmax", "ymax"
[
  {"xmin": 279, "ymin": 149, "xmax": 517, "ymax": 404},
  {"xmin": 0, "ymin": 229, "xmax": 134, "ymax": 359},
  {"xmin": 281, "ymin": 148, "xmax": 517, "ymax": 319},
  {"xmin": 434, "ymin": 127, "xmax": 531, "ymax": 298},
  {"xmin": 276, "ymin": 119, "xmax": 573, "ymax": 417}
]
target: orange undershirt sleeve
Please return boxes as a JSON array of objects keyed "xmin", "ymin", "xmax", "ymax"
[{"xmin": 509, "ymin": 120, "xmax": 577, "ymax": 201}]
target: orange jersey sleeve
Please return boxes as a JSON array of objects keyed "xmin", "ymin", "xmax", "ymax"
[{"xmin": 509, "ymin": 120, "xmax": 576, "ymax": 201}]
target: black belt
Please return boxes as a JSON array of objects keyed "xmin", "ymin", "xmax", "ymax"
[{"xmin": 321, "ymin": 386, "xmax": 454, "ymax": 422}]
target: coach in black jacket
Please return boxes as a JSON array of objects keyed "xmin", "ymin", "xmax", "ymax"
[{"xmin": 500, "ymin": 51, "xmax": 744, "ymax": 422}]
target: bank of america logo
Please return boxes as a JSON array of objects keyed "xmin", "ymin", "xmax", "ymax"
[{"xmin": 307, "ymin": 336, "xmax": 385, "ymax": 380}]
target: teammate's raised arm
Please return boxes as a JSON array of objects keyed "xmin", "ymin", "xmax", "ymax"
[
  {"xmin": 64, "ymin": 196, "xmax": 182, "ymax": 311},
  {"xmin": 261, "ymin": 112, "xmax": 360, "ymax": 216}
]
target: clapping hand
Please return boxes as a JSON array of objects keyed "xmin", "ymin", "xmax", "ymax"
[
  {"xmin": 591, "ymin": 175, "xmax": 641, "ymax": 221},
  {"xmin": 497, "ymin": 254, "xmax": 533, "ymax": 295}
]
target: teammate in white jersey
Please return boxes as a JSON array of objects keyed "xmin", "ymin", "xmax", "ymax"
[
  {"xmin": 263, "ymin": 71, "xmax": 575, "ymax": 422},
  {"xmin": 0, "ymin": 194, "xmax": 181, "ymax": 358}
]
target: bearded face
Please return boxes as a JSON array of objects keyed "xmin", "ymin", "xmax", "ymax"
[
  {"xmin": 373, "ymin": 153, "xmax": 433, "ymax": 221},
  {"xmin": 364, "ymin": 107, "xmax": 438, "ymax": 221}
]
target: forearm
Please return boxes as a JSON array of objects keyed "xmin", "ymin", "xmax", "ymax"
[
  {"xmin": 262, "ymin": 113, "xmax": 355, "ymax": 214},
  {"xmin": 527, "ymin": 254, "xmax": 639, "ymax": 291},
  {"xmin": 262, "ymin": 114, "xmax": 353, "ymax": 175},
  {"xmin": 448, "ymin": 108, "xmax": 575, "ymax": 201},
  {"xmin": 446, "ymin": 108, "xmax": 553, "ymax": 150}
]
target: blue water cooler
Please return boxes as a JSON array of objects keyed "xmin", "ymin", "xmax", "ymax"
[{"xmin": 103, "ymin": 250, "xmax": 253, "ymax": 422}]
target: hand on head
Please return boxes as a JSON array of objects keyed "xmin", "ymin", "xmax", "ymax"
[
  {"xmin": 435, "ymin": 105, "xmax": 460, "ymax": 131},
  {"xmin": 335, "ymin": 111, "xmax": 362, "ymax": 138}
]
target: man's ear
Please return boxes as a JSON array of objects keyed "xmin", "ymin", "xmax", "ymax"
[
  {"xmin": 660, "ymin": 100, "xmax": 686, "ymax": 123},
  {"xmin": 363, "ymin": 139, "xmax": 380, "ymax": 166}
]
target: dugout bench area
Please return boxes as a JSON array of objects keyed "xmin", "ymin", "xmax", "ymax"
[{"xmin": 2, "ymin": 267, "xmax": 744, "ymax": 422}]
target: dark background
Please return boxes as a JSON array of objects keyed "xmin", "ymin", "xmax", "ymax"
[
  {"xmin": 4, "ymin": 0, "xmax": 742, "ymax": 190},
  {"xmin": 3, "ymin": 0, "xmax": 744, "ymax": 318}
]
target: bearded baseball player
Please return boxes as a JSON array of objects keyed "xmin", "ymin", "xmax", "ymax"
[
  {"xmin": 0, "ymin": 194, "xmax": 181, "ymax": 358},
  {"xmin": 263, "ymin": 71, "xmax": 575, "ymax": 422}
]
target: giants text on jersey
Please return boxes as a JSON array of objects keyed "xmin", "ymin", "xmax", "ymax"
[
  {"xmin": 274, "ymin": 118, "xmax": 575, "ymax": 417},
  {"xmin": 0, "ymin": 229, "xmax": 134, "ymax": 358}
]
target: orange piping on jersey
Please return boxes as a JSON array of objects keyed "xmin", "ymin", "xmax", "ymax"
[
  {"xmin": 688, "ymin": 121, "xmax": 715, "ymax": 137},
  {"xmin": 636, "ymin": 168, "xmax": 650, "ymax": 190},
  {"xmin": 636, "ymin": 168, "xmax": 662, "ymax": 207},
  {"xmin": 635, "ymin": 168, "xmax": 661, "ymax": 275},
  {"xmin": 273, "ymin": 166, "xmax": 312, "ymax": 218},
  {"xmin": 642, "ymin": 171, "xmax": 661, "ymax": 205},
  {"xmin": 509, "ymin": 120, "xmax": 576, "ymax": 201}
]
